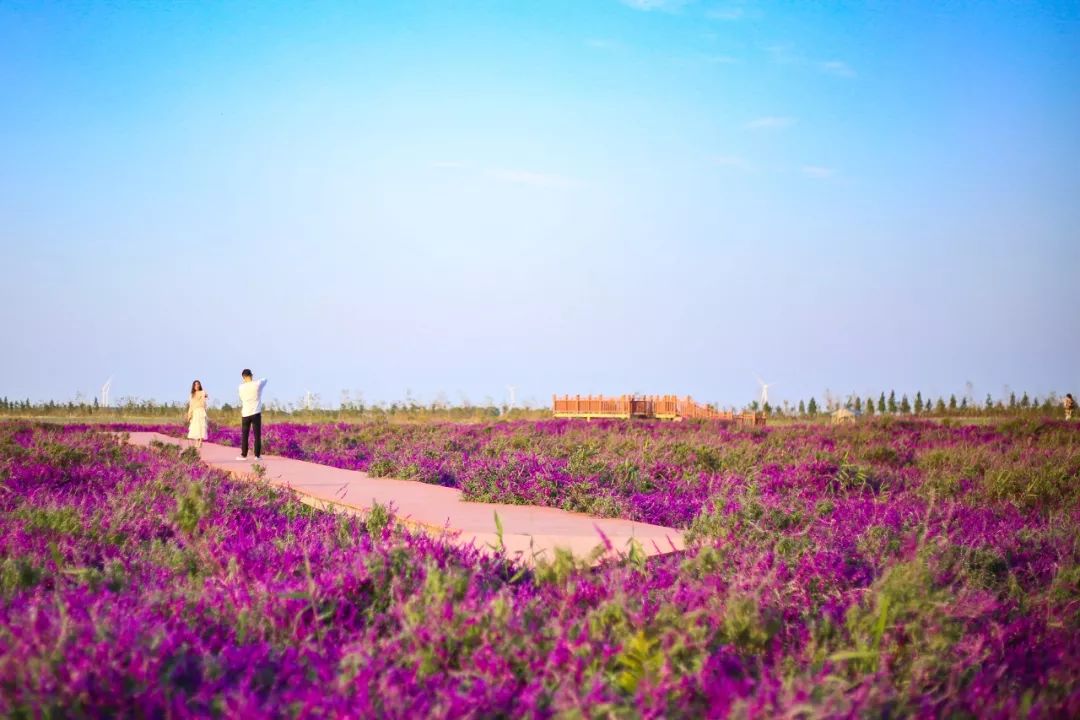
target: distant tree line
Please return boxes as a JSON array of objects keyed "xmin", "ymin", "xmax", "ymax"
[
  {"xmin": 752, "ymin": 389, "xmax": 1070, "ymax": 419},
  {"xmin": 1, "ymin": 389, "xmax": 1072, "ymax": 423},
  {"xmin": 0, "ymin": 395, "xmax": 547, "ymax": 423}
]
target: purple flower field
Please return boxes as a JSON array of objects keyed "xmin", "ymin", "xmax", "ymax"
[
  {"xmin": 3, "ymin": 419, "xmax": 1079, "ymax": 716},
  {"xmin": 143, "ymin": 417, "xmax": 1079, "ymax": 528}
]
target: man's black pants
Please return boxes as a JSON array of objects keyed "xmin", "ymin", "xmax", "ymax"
[{"xmin": 241, "ymin": 412, "xmax": 262, "ymax": 458}]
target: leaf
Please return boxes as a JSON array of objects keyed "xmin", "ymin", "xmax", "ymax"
[
  {"xmin": 827, "ymin": 650, "xmax": 880, "ymax": 662},
  {"xmin": 279, "ymin": 591, "xmax": 310, "ymax": 600},
  {"xmin": 489, "ymin": 511, "xmax": 506, "ymax": 555},
  {"xmin": 872, "ymin": 596, "xmax": 891, "ymax": 648}
]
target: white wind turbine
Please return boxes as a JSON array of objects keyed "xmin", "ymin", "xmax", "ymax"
[
  {"xmin": 100, "ymin": 377, "xmax": 113, "ymax": 408},
  {"xmin": 506, "ymin": 385, "xmax": 517, "ymax": 410},
  {"xmin": 755, "ymin": 374, "xmax": 776, "ymax": 408}
]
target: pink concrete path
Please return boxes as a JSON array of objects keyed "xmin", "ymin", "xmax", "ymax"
[{"xmin": 126, "ymin": 432, "xmax": 684, "ymax": 565}]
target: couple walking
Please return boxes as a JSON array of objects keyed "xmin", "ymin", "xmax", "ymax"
[{"xmin": 186, "ymin": 369, "xmax": 268, "ymax": 460}]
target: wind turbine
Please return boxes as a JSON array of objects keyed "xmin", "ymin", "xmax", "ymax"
[
  {"xmin": 755, "ymin": 374, "xmax": 776, "ymax": 408},
  {"xmin": 506, "ymin": 385, "xmax": 517, "ymax": 410},
  {"xmin": 100, "ymin": 377, "xmax": 112, "ymax": 408}
]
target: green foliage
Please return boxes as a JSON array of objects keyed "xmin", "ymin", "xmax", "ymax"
[
  {"xmin": 367, "ymin": 459, "xmax": 396, "ymax": 477},
  {"xmin": 862, "ymin": 445, "xmax": 901, "ymax": 466},
  {"xmin": 611, "ymin": 630, "xmax": 665, "ymax": 694},
  {"xmin": 983, "ymin": 461, "xmax": 1080, "ymax": 510},
  {"xmin": 856, "ymin": 525, "xmax": 903, "ymax": 563},
  {"xmin": 173, "ymin": 482, "xmax": 209, "ymax": 535},
  {"xmin": 16, "ymin": 505, "xmax": 83, "ymax": 536},
  {"xmin": 684, "ymin": 497, "xmax": 735, "ymax": 545},
  {"xmin": 145, "ymin": 538, "xmax": 208, "ymax": 580},
  {"xmin": 1049, "ymin": 563, "xmax": 1080, "ymax": 627},
  {"xmin": 534, "ymin": 547, "xmax": 591, "ymax": 586},
  {"xmin": 679, "ymin": 545, "xmax": 726, "ymax": 579},
  {"xmin": 721, "ymin": 594, "xmax": 780, "ymax": 655},
  {"xmin": 334, "ymin": 512, "xmax": 360, "ymax": 549},
  {"xmin": 566, "ymin": 442, "xmax": 608, "ymax": 478},
  {"xmin": 359, "ymin": 545, "xmax": 421, "ymax": 625},
  {"xmin": 0, "ymin": 556, "xmax": 44, "ymax": 597},
  {"xmin": 830, "ymin": 463, "xmax": 879, "ymax": 494},
  {"xmin": 63, "ymin": 558, "xmax": 128, "ymax": 593},
  {"xmin": 997, "ymin": 417, "xmax": 1034, "ymax": 437},
  {"xmin": 938, "ymin": 544, "xmax": 1009, "ymax": 592},
  {"xmin": 365, "ymin": 500, "xmax": 391, "ymax": 537},
  {"xmin": 400, "ymin": 563, "xmax": 483, "ymax": 678},
  {"xmin": 831, "ymin": 554, "xmax": 965, "ymax": 690}
]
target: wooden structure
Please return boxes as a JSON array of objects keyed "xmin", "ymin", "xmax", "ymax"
[
  {"xmin": 832, "ymin": 407, "xmax": 857, "ymax": 425},
  {"xmin": 737, "ymin": 411, "xmax": 768, "ymax": 427},
  {"xmin": 552, "ymin": 394, "xmax": 766, "ymax": 426}
]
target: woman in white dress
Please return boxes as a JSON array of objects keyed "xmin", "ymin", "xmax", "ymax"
[{"xmin": 187, "ymin": 380, "xmax": 209, "ymax": 448}]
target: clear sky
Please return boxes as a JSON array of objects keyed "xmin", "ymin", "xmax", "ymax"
[{"xmin": 2, "ymin": 0, "xmax": 1078, "ymax": 410}]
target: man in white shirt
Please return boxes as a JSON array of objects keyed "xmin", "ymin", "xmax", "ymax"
[{"xmin": 237, "ymin": 369, "xmax": 268, "ymax": 460}]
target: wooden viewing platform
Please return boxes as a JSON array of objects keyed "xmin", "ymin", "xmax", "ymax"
[{"xmin": 552, "ymin": 394, "xmax": 766, "ymax": 426}]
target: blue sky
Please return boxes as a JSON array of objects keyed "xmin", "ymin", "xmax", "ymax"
[{"xmin": 2, "ymin": 0, "xmax": 1078, "ymax": 410}]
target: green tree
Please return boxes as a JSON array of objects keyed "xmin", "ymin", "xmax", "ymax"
[
  {"xmin": 807, "ymin": 397, "xmax": 818, "ymax": 415},
  {"xmin": 900, "ymin": 394, "xmax": 911, "ymax": 414},
  {"xmin": 887, "ymin": 391, "xmax": 897, "ymax": 414},
  {"xmin": 985, "ymin": 393, "xmax": 994, "ymax": 411},
  {"xmin": 878, "ymin": 393, "xmax": 886, "ymax": 414},
  {"xmin": 1020, "ymin": 392, "xmax": 1031, "ymax": 409},
  {"xmin": 960, "ymin": 397, "xmax": 968, "ymax": 411},
  {"xmin": 914, "ymin": 392, "xmax": 924, "ymax": 414},
  {"xmin": 853, "ymin": 396, "xmax": 863, "ymax": 412},
  {"xmin": 1008, "ymin": 392, "xmax": 1017, "ymax": 410},
  {"xmin": 948, "ymin": 394, "xmax": 957, "ymax": 411},
  {"xmin": 798, "ymin": 400, "xmax": 806, "ymax": 415},
  {"xmin": 935, "ymin": 397, "xmax": 946, "ymax": 413},
  {"xmin": 865, "ymin": 397, "xmax": 875, "ymax": 416}
]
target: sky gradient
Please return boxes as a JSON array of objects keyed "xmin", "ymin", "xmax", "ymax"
[{"xmin": 2, "ymin": 0, "xmax": 1078, "ymax": 410}]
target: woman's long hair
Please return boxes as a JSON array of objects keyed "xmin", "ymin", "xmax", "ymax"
[{"xmin": 191, "ymin": 380, "xmax": 203, "ymax": 397}]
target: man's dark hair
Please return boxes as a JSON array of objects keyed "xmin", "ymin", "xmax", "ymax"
[{"xmin": 241, "ymin": 369, "xmax": 253, "ymax": 378}]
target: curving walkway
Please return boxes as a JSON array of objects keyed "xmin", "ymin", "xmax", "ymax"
[{"xmin": 126, "ymin": 432, "xmax": 685, "ymax": 565}]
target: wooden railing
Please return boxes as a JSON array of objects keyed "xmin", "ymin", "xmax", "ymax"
[
  {"xmin": 551, "ymin": 394, "xmax": 633, "ymax": 419},
  {"xmin": 552, "ymin": 394, "xmax": 749, "ymax": 423}
]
